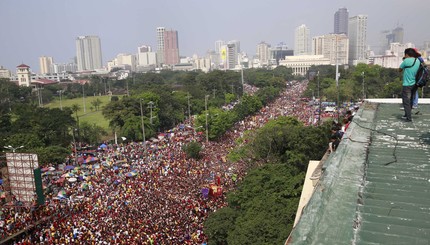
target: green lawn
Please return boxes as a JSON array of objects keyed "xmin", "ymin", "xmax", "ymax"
[{"xmin": 46, "ymin": 95, "xmax": 112, "ymax": 131}]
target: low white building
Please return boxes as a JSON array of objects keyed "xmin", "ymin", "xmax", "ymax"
[
  {"xmin": 279, "ymin": 55, "xmax": 331, "ymax": 76},
  {"xmin": 0, "ymin": 66, "xmax": 11, "ymax": 78}
]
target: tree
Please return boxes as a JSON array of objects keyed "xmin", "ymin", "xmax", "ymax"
[
  {"xmin": 90, "ymin": 98, "xmax": 103, "ymax": 111},
  {"xmin": 204, "ymin": 207, "xmax": 238, "ymax": 245},
  {"xmin": 182, "ymin": 141, "xmax": 203, "ymax": 159}
]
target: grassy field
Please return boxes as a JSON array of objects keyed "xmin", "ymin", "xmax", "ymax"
[{"xmin": 46, "ymin": 95, "xmax": 112, "ymax": 131}]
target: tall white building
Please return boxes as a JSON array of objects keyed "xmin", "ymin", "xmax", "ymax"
[
  {"xmin": 256, "ymin": 42, "xmax": 271, "ymax": 66},
  {"xmin": 39, "ymin": 56, "xmax": 53, "ymax": 74},
  {"xmin": 76, "ymin": 36, "xmax": 103, "ymax": 71},
  {"xmin": 348, "ymin": 15, "xmax": 368, "ymax": 65},
  {"xmin": 226, "ymin": 40, "xmax": 240, "ymax": 70},
  {"xmin": 215, "ymin": 40, "xmax": 225, "ymax": 54},
  {"xmin": 312, "ymin": 34, "xmax": 349, "ymax": 65},
  {"xmin": 295, "ymin": 24, "xmax": 311, "ymax": 56},
  {"xmin": 156, "ymin": 27, "xmax": 165, "ymax": 66},
  {"xmin": 137, "ymin": 45, "xmax": 157, "ymax": 68}
]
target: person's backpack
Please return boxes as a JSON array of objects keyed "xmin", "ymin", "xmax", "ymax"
[{"xmin": 415, "ymin": 61, "xmax": 429, "ymax": 88}]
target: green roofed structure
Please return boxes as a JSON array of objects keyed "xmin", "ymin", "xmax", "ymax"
[{"xmin": 287, "ymin": 99, "xmax": 430, "ymax": 245}]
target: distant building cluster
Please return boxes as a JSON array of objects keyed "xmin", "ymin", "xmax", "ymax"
[{"xmin": 1, "ymin": 7, "xmax": 429, "ymax": 85}]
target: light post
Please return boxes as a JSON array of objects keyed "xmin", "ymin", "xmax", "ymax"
[
  {"xmin": 205, "ymin": 95, "xmax": 209, "ymax": 143},
  {"xmin": 335, "ymin": 36, "xmax": 340, "ymax": 122},
  {"xmin": 187, "ymin": 92, "xmax": 191, "ymax": 124},
  {"xmin": 59, "ymin": 90, "xmax": 63, "ymax": 110},
  {"xmin": 148, "ymin": 101, "xmax": 155, "ymax": 125},
  {"xmin": 361, "ymin": 71, "xmax": 365, "ymax": 100},
  {"xmin": 126, "ymin": 74, "xmax": 130, "ymax": 96},
  {"xmin": 317, "ymin": 71, "xmax": 321, "ymax": 126},
  {"xmin": 71, "ymin": 129, "xmax": 78, "ymax": 164},
  {"xmin": 140, "ymin": 99, "xmax": 146, "ymax": 143},
  {"xmin": 82, "ymin": 83, "xmax": 86, "ymax": 113},
  {"xmin": 4, "ymin": 145, "xmax": 24, "ymax": 153}
]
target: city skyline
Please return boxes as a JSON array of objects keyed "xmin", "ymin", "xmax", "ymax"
[{"xmin": 1, "ymin": 0, "xmax": 429, "ymax": 71}]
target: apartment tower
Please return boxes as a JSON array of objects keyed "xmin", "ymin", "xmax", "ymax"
[{"xmin": 76, "ymin": 36, "xmax": 103, "ymax": 71}]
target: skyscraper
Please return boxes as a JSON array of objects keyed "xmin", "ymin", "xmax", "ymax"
[
  {"xmin": 312, "ymin": 34, "xmax": 349, "ymax": 65},
  {"xmin": 156, "ymin": 27, "xmax": 165, "ymax": 66},
  {"xmin": 164, "ymin": 30, "xmax": 180, "ymax": 65},
  {"xmin": 226, "ymin": 40, "xmax": 240, "ymax": 70},
  {"xmin": 348, "ymin": 15, "xmax": 368, "ymax": 65},
  {"xmin": 334, "ymin": 7, "xmax": 349, "ymax": 34},
  {"xmin": 76, "ymin": 36, "xmax": 103, "ymax": 71},
  {"xmin": 256, "ymin": 42, "xmax": 271, "ymax": 66},
  {"xmin": 294, "ymin": 24, "xmax": 310, "ymax": 56},
  {"xmin": 39, "ymin": 56, "xmax": 53, "ymax": 74}
]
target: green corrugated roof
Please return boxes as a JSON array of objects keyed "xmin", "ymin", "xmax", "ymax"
[{"xmin": 288, "ymin": 102, "xmax": 430, "ymax": 245}]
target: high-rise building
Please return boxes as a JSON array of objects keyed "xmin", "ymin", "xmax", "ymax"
[
  {"xmin": 256, "ymin": 42, "xmax": 271, "ymax": 66},
  {"xmin": 378, "ymin": 26, "xmax": 404, "ymax": 55},
  {"xmin": 334, "ymin": 7, "xmax": 349, "ymax": 34},
  {"xmin": 348, "ymin": 15, "xmax": 368, "ymax": 65},
  {"xmin": 312, "ymin": 34, "xmax": 349, "ymax": 65},
  {"xmin": 270, "ymin": 43, "xmax": 294, "ymax": 65},
  {"xmin": 76, "ymin": 36, "xmax": 103, "ymax": 71},
  {"xmin": 215, "ymin": 40, "xmax": 225, "ymax": 54},
  {"xmin": 295, "ymin": 24, "xmax": 310, "ymax": 56},
  {"xmin": 39, "ymin": 56, "xmax": 53, "ymax": 74},
  {"xmin": 226, "ymin": 40, "xmax": 240, "ymax": 69},
  {"xmin": 164, "ymin": 29, "xmax": 180, "ymax": 65},
  {"xmin": 156, "ymin": 27, "xmax": 165, "ymax": 66},
  {"xmin": 137, "ymin": 45, "xmax": 157, "ymax": 68}
]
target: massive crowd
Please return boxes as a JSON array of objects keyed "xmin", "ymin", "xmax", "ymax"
[{"xmin": 1, "ymin": 80, "xmax": 320, "ymax": 244}]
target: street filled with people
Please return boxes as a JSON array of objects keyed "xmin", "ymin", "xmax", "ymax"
[{"xmin": 1, "ymin": 80, "xmax": 339, "ymax": 244}]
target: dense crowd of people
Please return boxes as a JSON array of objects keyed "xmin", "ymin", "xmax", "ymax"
[{"xmin": 1, "ymin": 80, "xmax": 323, "ymax": 244}]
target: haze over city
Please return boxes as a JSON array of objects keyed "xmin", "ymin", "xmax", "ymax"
[{"xmin": 1, "ymin": 0, "xmax": 429, "ymax": 71}]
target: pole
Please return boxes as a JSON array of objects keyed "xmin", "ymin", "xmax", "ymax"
[
  {"xmin": 59, "ymin": 90, "xmax": 63, "ymax": 110},
  {"xmin": 148, "ymin": 101, "xmax": 154, "ymax": 124},
  {"xmin": 362, "ymin": 72, "xmax": 365, "ymax": 100},
  {"xmin": 82, "ymin": 84, "xmax": 86, "ymax": 113},
  {"xmin": 317, "ymin": 71, "xmax": 321, "ymax": 126},
  {"xmin": 71, "ymin": 129, "xmax": 78, "ymax": 164},
  {"xmin": 126, "ymin": 76, "xmax": 130, "ymax": 96},
  {"xmin": 140, "ymin": 99, "xmax": 146, "ymax": 142},
  {"xmin": 205, "ymin": 95, "xmax": 209, "ymax": 143},
  {"xmin": 335, "ymin": 36, "xmax": 340, "ymax": 122},
  {"xmin": 187, "ymin": 92, "xmax": 191, "ymax": 123},
  {"xmin": 241, "ymin": 68, "xmax": 244, "ymax": 95}
]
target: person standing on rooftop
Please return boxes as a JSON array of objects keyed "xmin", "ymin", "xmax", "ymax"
[{"xmin": 399, "ymin": 48, "xmax": 420, "ymax": 122}]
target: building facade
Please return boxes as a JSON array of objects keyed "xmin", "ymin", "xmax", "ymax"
[
  {"xmin": 279, "ymin": 55, "xmax": 331, "ymax": 76},
  {"xmin": 0, "ymin": 66, "xmax": 11, "ymax": 78},
  {"xmin": 16, "ymin": 64, "xmax": 32, "ymax": 87},
  {"xmin": 348, "ymin": 15, "xmax": 368, "ymax": 65},
  {"xmin": 39, "ymin": 56, "xmax": 53, "ymax": 74},
  {"xmin": 76, "ymin": 36, "xmax": 103, "ymax": 71},
  {"xmin": 334, "ymin": 7, "xmax": 349, "ymax": 34},
  {"xmin": 164, "ymin": 30, "xmax": 180, "ymax": 65},
  {"xmin": 156, "ymin": 27, "xmax": 165, "ymax": 66},
  {"xmin": 256, "ymin": 41, "xmax": 271, "ymax": 66},
  {"xmin": 226, "ymin": 40, "xmax": 240, "ymax": 70},
  {"xmin": 137, "ymin": 45, "xmax": 157, "ymax": 68},
  {"xmin": 312, "ymin": 34, "xmax": 349, "ymax": 65},
  {"xmin": 295, "ymin": 24, "xmax": 311, "ymax": 56}
]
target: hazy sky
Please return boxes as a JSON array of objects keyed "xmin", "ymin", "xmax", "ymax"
[{"xmin": 1, "ymin": 0, "xmax": 429, "ymax": 72}]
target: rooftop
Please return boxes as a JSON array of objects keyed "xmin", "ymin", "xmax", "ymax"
[{"xmin": 288, "ymin": 99, "xmax": 430, "ymax": 244}]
